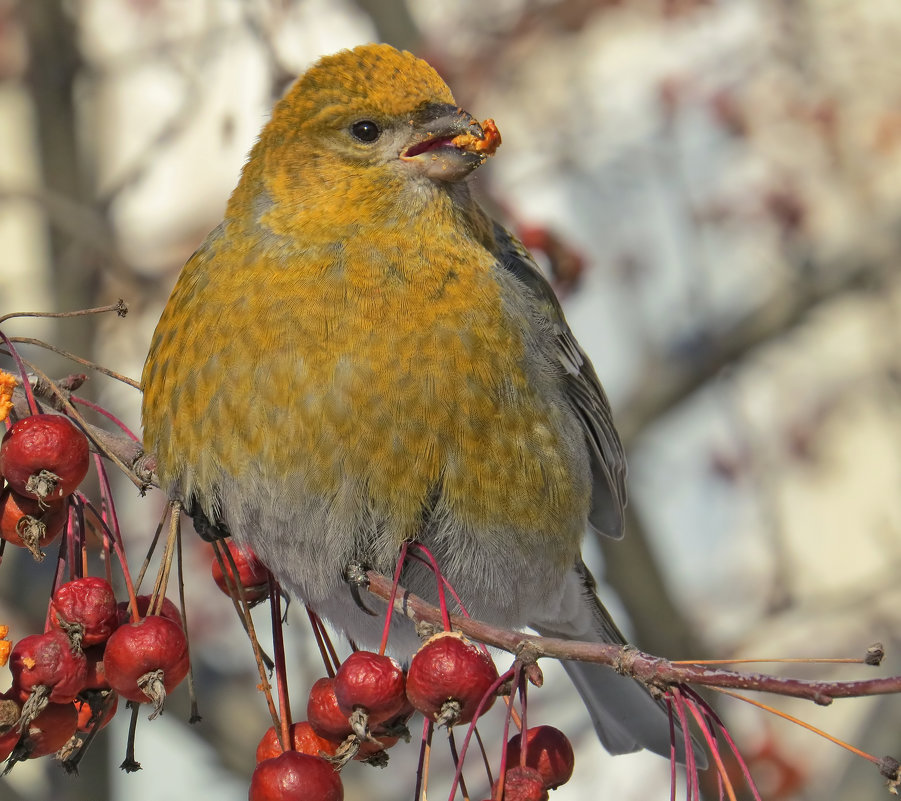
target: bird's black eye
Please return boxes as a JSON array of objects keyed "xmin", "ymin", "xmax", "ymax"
[{"xmin": 350, "ymin": 120, "xmax": 381, "ymax": 143}]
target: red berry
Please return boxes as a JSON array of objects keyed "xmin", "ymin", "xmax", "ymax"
[
  {"xmin": 250, "ymin": 751, "xmax": 343, "ymax": 801},
  {"xmin": 10, "ymin": 629, "xmax": 87, "ymax": 704},
  {"xmin": 102, "ymin": 615, "xmax": 189, "ymax": 712},
  {"xmin": 18, "ymin": 701, "xmax": 78, "ymax": 759},
  {"xmin": 505, "ymin": 726, "xmax": 575, "ymax": 789},
  {"xmin": 211, "ymin": 541, "xmax": 270, "ymax": 602},
  {"xmin": 333, "ymin": 651, "xmax": 406, "ymax": 723},
  {"xmin": 116, "ymin": 595, "xmax": 182, "ymax": 627},
  {"xmin": 406, "ymin": 632, "xmax": 498, "ymax": 727},
  {"xmin": 307, "ymin": 677, "xmax": 352, "ymax": 741},
  {"xmin": 0, "ymin": 487, "xmax": 68, "ymax": 559},
  {"xmin": 494, "ymin": 766, "xmax": 549, "ymax": 801},
  {"xmin": 0, "ymin": 414, "xmax": 90, "ymax": 502},
  {"xmin": 255, "ymin": 722, "xmax": 339, "ymax": 763},
  {"xmin": 50, "ymin": 576, "xmax": 119, "ymax": 647}
]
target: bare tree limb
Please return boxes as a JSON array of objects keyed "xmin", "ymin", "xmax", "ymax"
[{"xmin": 364, "ymin": 570, "xmax": 901, "ymax": 704}]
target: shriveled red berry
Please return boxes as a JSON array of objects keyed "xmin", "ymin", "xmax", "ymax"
[
  {"xmin": 307, "ymin": 677, "xmax": 352, "ymax": 741},
  {"xmin": 103, "ymin": 615, "xmax": 189, "ymax": 714},
  {"xmin": 505, "ymin": 726, "xmax": 574, "ymax": 790},
  {"xmin": 250, "ymin": 751, "xmax": 343, "ymax": 801},
  {"xmin": 406, "ymin": 632, "xmax": 498, "ymax": 727},
  {"xmin": 10, "ymin": 629, "xmax": 87, "ymax": 704},
  {"xmin": 116, "ymin": 595, "xmax": 182, "ymax": 628},
  {"xmin": 493, "ymin": 766, "xmax": 549, "ymax": 801},
  {"xmin": 50, "ymin": 576, "xmax": 118, "ymax": 647},
  {"xmin": 334, "ymin": 651, "xmax": 406, "ymax": 724},
  {"xmin": 18, "ymin": 701, "xmax": 78, "ymax": 759},
  {"xmin": 0, "ymin": 414, "xmax": 90, "ymax": 502},
  {"xmin": 211, "ymin": 541, "xmax": 270, "ymax": 602},
  {"xmin": 255, "ymin": 721, "xmax": 339, "ymax": 763},
  {"xmin": 0, "ymin": 487, "xmax": 68, "ymax": 559}
]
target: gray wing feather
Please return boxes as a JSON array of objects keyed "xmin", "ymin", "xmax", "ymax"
[{"xmin": 491, "ymin": 223, "xmax": 627, "ymax": 538}]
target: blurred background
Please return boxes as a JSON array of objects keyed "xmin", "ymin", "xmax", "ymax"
[{"xmin": 1, "ymin": 1, "xmax": 901, "ymax": 799}]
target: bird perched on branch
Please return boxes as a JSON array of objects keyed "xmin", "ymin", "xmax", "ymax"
[{"xmin": 142, "ymin": 42, "xmax": 691, "ymax": 761}]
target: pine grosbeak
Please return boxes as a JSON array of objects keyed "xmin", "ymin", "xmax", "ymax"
[{"xmin": 142, "ymin": 43, "xmax": 690, "ymax": 761}]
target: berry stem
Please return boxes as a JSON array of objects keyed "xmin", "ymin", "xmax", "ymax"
[
  {"xmin": 77, "ymin": 492, "xmax": 140, "ymax": 622},
  {"xmin": 120, "ymin": 703, "xmax": 142, "ymax": 772},
  {"xmin": 449, "ymin": 666, "xmax": 516, "ymax": 801},
  {"xmin": 446, "ymin": 730, "xmax": 471, "ymax": 801},
  {"xmin": 72, "ymin": 396, "xmax": 141, "ymax": 442},
  {"xmin": 682, "ymin": 686, "xmax": 763, "ymax": 800},
  {"xmin": 127, "ymin": 507, "xmax": 165, "ymax": 598},
  {"xmin": 67, "ymin": 496, "xmax": 80, "ymax": 580},
  {"xmin": 211, "ymin": 539, "xmax": 280, "ymax": 729},
  {"xmin": 269, "ymin": 575, "xmax": 293, "ymax": 753},
  {"xmin": 712, "ymin": 686, "xmax": 884, "ymax": 766},
  {"xmin": 305, "ymin": 606, "xmax": 339, "ymax": 677},
  {"xmin": 668, "ymin": 700, "xmax": 677, "ymax": 801},
  {"xmin": 472, "ymin": 726, "xmax": 495, "ymax": 789},
  {"xmin": 148, "ymin": 502, "xmax": 180, "ymax": 616},
  {"xmin": 210, "ymin": 542, "xmax": 274, "ymax": 670},
  {"xmin": 175, "ymin": 525, "xmax": 201, "ymax": 724},
  {"xmin": 406, "ymin": 552, "xmax": 474, "ymax": 620},
  {"xmin": 0, "ymin": 300, "xmax": 128, "ymax": 326},
  {"xmin": 7, "ymin": 334, "xmax": 140, "ymax": 389},
  {"xmin": 0, "ymin": 332, "xmax": 39, "ymax": 415},
  {"xmin": 413, "ymin": 718, "xmax": 433, "ymax": 801},
  {"xmin": 47, "ymin": 510, "xmax": 73, "ymax": 624},
  {"xmin": 379, "ymin": 541, "xmax": 409, "ymax": 656},
  {"xmin": 679, "ymin": 689, "xmax": 743, "ymax": 801},
  {"xmin": 408, "ymin": 544, "xmax": 451, "ymax": 631},
  {"xmin": 668, "ymin": 688, "xmax": 700, "ymax": 801}
]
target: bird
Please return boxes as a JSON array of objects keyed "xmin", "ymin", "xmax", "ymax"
[{"xmin": 142, "ymin": 42, "xmax": 692, "ymax": 763}]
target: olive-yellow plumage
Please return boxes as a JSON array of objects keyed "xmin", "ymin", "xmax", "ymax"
[{"xmin": 142, "ymin": 43, "xmax": 691, "ymax": 762}]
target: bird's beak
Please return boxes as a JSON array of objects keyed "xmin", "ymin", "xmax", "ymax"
[{"xmin": 401, "ymin": 103, "xmax": 501, "ymax": 182}]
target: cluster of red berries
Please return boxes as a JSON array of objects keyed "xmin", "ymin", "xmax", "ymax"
[
  {"xmin": 1, "ymin": 580, "xmax": 187, "ymax": 766},
  {"xmin": 250, "ymin": 632, "xmax": 499, "ymax": 800},
  {"xmin": 249, "ymin": 630, "xmax": 574, "ymax": 801},
  {"xmin": 0, "ymin": 410, "xmax": 189, "ymax": 767}
]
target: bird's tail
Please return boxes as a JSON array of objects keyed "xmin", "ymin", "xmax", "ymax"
[{"xmin": 532, "ymin": 562, "xmax": 705, "ymax": 767}]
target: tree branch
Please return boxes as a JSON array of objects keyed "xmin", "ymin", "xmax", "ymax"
[{"xmin": 364, "ymin": 570, "xmax": 901, "ymax": 705}]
